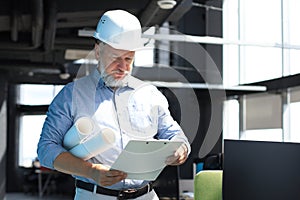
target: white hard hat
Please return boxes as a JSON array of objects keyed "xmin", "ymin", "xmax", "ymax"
[{"xmin": 93, "ymin": 10, "xmax": 144, "ymax": 51}]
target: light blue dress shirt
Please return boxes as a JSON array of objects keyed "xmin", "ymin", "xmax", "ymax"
[{"xmin": 37, "ymin": 68, "xmax": 190, "ymax": 190}]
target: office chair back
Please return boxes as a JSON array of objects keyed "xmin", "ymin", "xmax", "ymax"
[{"xmin": 194, "ymin": 170, "xmax": 223, "ymax": 200}]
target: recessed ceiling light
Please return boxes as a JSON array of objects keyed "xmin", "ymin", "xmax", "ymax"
[
  {"xmin": 59, "ymin": 73, "xmax": 70, "ymax": 80},
  {"xmin": 157, "ymin": 0, "xmax": 177, "ymax": 9}
]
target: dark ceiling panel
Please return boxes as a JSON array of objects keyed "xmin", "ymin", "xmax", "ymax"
[
  {"xmin": 167, "ymin": 0, "xmax": 193, "ymax": 23},
  {"xmin": 0, "ymin": 0, "xmax": 204, "ymax": 84},
  {"xmin": 56, "ymin": 0, "xmax": 148, "ymax": 12}
]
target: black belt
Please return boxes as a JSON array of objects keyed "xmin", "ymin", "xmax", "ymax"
[{"xmin": 75, "ymin": 179, "xmax": 153, "ymax": 199}]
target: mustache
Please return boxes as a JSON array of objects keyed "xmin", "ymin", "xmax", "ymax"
[
  {"xmin": 101, "ymin": 69, "xmax": 130, "ymax": 80},
  {"xmin": 109, "ymin": 70, "xmax": 130, "ymax": 75}
]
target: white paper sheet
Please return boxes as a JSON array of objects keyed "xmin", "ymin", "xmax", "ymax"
[{"xmin": 110, "ymin": 140, "xmax": 183, "ymax": 180}]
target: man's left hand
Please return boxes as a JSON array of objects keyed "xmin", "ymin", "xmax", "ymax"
[{"xmin": 165, "ymin": 144, "xmax": 188, "ymax": 166}]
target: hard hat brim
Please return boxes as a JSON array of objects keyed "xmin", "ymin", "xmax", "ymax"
[{"xmin": 93, "ymin": 33, "xmax": 145, "ymax": 51}]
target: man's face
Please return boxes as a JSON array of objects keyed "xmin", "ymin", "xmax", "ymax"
[{"xmin": 96, "ymin": 43, "xmax": 135, "ymax": 84}]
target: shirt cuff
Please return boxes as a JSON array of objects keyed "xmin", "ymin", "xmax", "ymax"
[{"xmin": 38, "ymin": 143, "xmax": 68, "ymax": 170}]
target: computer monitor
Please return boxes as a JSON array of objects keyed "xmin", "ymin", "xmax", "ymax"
[{"xmin": 223, "ymin": 139, "xmax": 300, "ymax": 200}]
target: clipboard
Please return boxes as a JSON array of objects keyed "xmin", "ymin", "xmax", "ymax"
[{"xmin": 110, "ymin": 140, "xmax": 183, "ymax": 180}]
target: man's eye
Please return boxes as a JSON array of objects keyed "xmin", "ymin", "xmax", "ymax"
[{"xmin": 110, "ymin": 57, "xmax": 118, "ymax": 62}]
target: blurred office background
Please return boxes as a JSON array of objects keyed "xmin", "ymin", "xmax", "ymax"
[{"xmin": 1, "ymin": 0, "xmax": 300, "ymax": 199}]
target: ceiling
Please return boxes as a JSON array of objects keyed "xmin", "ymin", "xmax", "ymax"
[{"xmin": 0, "ymin": 0, "xmax": 212, "ymax": 83}]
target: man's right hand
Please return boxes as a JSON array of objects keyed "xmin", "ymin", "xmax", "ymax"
[
  {"xmin": 53, "ymin": 152, "xmax": 127, "ymax": 187},
  {"xmin": 90, "ymin": 164, "xmax": 127, "ymax": 186}
]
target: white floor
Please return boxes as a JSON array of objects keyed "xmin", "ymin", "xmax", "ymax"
[{"xmin": 5, "ymin": 192, "xmax": 73, "ymax": 200}]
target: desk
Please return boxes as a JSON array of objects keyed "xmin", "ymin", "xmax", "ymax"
[{"xmin": 35, "ymin": 169, "xmax": 59, "ymax": 197}]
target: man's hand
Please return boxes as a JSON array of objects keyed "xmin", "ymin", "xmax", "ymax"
[
  {"xmin": 90, "ymin": 164, "xmax": 127, "ymax": 186},
  {"xmin": 165, "ymin": 144, "xmax": 188, "ymax": 166},
  {"xmin": 54, "ymin": 152, "xmax": 127, "ymax": 187}
]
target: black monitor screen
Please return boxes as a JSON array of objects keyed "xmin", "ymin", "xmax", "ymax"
[{"xmin": 223, "ymin": 139, "xmax": 300, "ymax": 200}]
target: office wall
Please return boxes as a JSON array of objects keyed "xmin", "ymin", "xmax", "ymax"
[
  {"xmin": 0, "ymin": 76, "xmax": 7, "ymax": 199},
  {"xmin": 174, "ymin": 2, "xmax": 223, "ymax": 179},
  {"xmin": 6, "ymin": 84, "xmax": 25, "ymax": 192},
  {"xmin": 0, "ymin": 101, "xmax": 7, "ymax": 200}
]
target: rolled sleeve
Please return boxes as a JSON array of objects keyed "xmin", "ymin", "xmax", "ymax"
[
  {"xmin": 37, "ymin": 84, "xmax": 74, "ymax": 169},
  {"xmin": 37, "ymin": 139, "xmax": 68, "ymax": 169}
]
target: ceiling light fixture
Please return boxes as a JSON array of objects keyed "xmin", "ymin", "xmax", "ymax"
[
  {"xmin": 157, "ymin": 0, "xmax": 177, "ymax": 9},
  {"xmin": 59, "ymin": 73, "xmax": 70, "ymax": 80}
]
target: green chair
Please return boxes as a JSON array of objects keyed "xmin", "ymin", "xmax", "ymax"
[{"xmin": 194, "ymin": 170, "xmax": 223, "ymax": 200}]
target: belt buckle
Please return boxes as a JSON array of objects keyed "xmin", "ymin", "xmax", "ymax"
[
  {"xmin": 117, "ymin": 188, "xmax": 137, "ymax": 200},
  {"xmin": 123, "ymin": 188, "xmax": 137, "ymax": 193}
]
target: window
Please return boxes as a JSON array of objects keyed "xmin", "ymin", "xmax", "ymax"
[
  {"xmin": 223, "ymin": 0, "xmax": 300, "ymax": 85},
  {"xmin": 223, "ymin": 93, "xmax": 283, "ymax": 142},
  {"xmin": 19, "ymin": 115, "xmax": 46, "ymax": 167},
  {"xmin": 244, "ymin": 94, "xmax": 282, "ymax": 130},
  {"xmin": 18, "ymin": 84, "xmax": 63, "ymax": 167},
  {"xmin": 241, "ymin": 93, "xmax": 283, "ymax": 142},
  {"xmin": 282, "ymin": 0, "xmax": 300, "ymax": 75},
  {"xmin": 241, "ymin": 129, "xmax": 283, "ymax": 142},
  {"xmin": 18, "ymin": 84, "xmax": 63, "ymax": 105},
  {"xmin": 240, "ymin": 47, "xmax": 282, "ymax": 84},
  {"xmin": 223, "ymin": 99, "xmax": 239, "ymax": 140},
  {"xmin": 223, "ymin": 0, "xmax": 300, "ymax": 142},
  {"xmin": 134, "ymin": 26, "xmax": 155, "ymax": 67},
  {"xmin": 289, "ymin": 87, "xmax": 300, "ymax": 142}
]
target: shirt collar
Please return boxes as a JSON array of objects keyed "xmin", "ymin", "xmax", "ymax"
[{"xmin": 91, "ymin": 68, "xmax": 105, "ymax": 89}]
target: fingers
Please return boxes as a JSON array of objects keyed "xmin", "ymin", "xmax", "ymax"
[
  {"xmin": 165, "ymin": 144, "xmax": 188, "ymax": 166},
  {"xmin": 105, "ymin": 170, "xmax": 126, "ymax": 178},
  {"xmin": 165, "ymin": 154, "xmax": 178, "ymax": 165},
  {"xmin": 99, "ymin": 170, "xmax": 127, "ymax": 186},
  {"xmin": 91, "ymin": 164, "xmax": 127, "ymax": 187},
  {"xmin": 166, "ymin": 153, "xmax": 187, "ymax": 165}
]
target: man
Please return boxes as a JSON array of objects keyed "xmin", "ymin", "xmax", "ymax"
[{"xmin": 37, "ymin": 9, "xmax": 190, "ymax": 200}]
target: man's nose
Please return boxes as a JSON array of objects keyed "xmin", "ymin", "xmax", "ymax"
[{"xmin": 117, "ymin": 59, "xmax": 127, "ymax": 69}]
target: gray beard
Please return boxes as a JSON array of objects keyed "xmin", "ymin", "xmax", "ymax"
[{"xmin": 99, "ymin": 64, "xmax": 130, "ymax": 88}]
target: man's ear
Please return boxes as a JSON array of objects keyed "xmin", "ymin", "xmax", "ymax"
[{"xmin": 94, "ymin": 43, "xmax": 100, "ymax": 60}]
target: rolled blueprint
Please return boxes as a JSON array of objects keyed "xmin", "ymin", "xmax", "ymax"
[
  {"xmin": 63, "ymin": 117, "xmax": 94, "ymax": 150},
  {"xmin": 69, "ymin": 128, "xmax": 116, "ymax": 160}
]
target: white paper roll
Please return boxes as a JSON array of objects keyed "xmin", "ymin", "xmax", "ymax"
[
  {"xmin": 69, "ymin": 128, "xmax": 116, "ymax": 160},
  {"xmin": 63, "ymin": 117, "xmax": 94, "ymax": 150}
]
